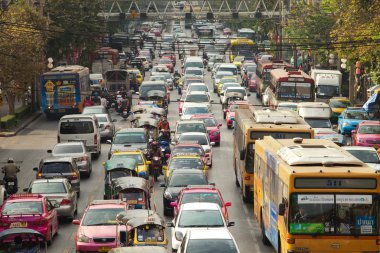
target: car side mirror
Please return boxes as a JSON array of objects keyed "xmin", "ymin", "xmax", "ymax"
[
  {"xmin": 106, "ymin": 140, "xmax": 112, "ymax": 144},
  {"xmin": 0, "ymin": 180, "xmax": 4, "ymax": 185},
  {"xmin": 166, "ymin": 221, "xmax": 175, "ymax": 227},
  {"xmin": 177, "ymin": 98, "xmax": 180, "ymax": 101},
  {"xmin": 54, "ymin": 203, "xmax": 60, "ymax": 209},
  {"xmin": 179, "ymin": 113, "xmax": 183, "ymax": 116},
  {"xmin": 209, "ymin": 182, "xmax": 215, "ymax": 186},
  {"xmin": 248, "ymin": 93, "xmax": 251, "ymax": 96},
  {"xmin": 210, "ymin": 100, "xmax": 214, "ymax": 103},
  {"xmin": 225, "ymin": 201, "xmax": 231, "ymax": 207},
  {"xmin": 47, "ymin": 149, "xmax": 52, "ymax": 153},
  {"xmin": 33, "ymin": 167, "xmax": 38, "ymax": 171},
  {"xmin": 218, "ymin": 123, "xmax": 222, "ymax": 127},
  {"xmin": 112, "ymin": 119, "xmax": 117, "ymax": 122},
  {"xmin": 204, "ymin": 153, "xmax": 209, "ymax": 157},
  {"xmin": 240, "ymin": 149, "xmax": 245, "ymax": 160},
  {"xmin": 278, "ymin": 203, "xmax": 286, "ymax": 216},
  {"xmin": 72, "ymin": 219, "xmax": 81, "ymax": 225},
  {"xmin": 228, "ymin": 221, "xmax": 235, "ymax": 227},
  {"xmin": 175, "ymin": 231, "xmax": 184, "ymax": 241}
]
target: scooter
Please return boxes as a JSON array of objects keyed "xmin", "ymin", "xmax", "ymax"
[
  {"xmin": 4, "ymin": 177, "xmax": 18, "ymax": 195},
  {"xmin": 150, "ymin": 156, "xmax": 162, "ymax": 181},
  {"xmin": 122, "ymin": 109, "xmax": 130, "ymax": 120}
]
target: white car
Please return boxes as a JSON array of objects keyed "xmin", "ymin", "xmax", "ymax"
[
  {"xmin": 342, "ymin": 146, "xmax": 380, "ymax": 170},
  {"xmin": 174, "ymin": 120, "xmax": 207, "ymax": 142},
  {"xmin": 180, "ymin": 103, "xmax": 210, "ymax": 120},
  {"xmin": 219, "ymin": 83, "xmax": 241, "ymax": 101},
  {"xmin": 177, "ymin": 132, "xmax": 214, "ymax": 166},
  {"xmin": 177, "ymin": 229, "xmax": 240, "ymax": 253},
  {"xmin": 213, "ymin": 71, "xmax": 234, "ymax": 93},
  {"xmin": 186, "ymin": 83, "xmax": 210, "ymax": 96},
  {"xmin": 183, "ymin": 91, "xmax": 213, "ymax": 110},
  {"xmin": 220, "ymin": 87, "xmax": 249, "ymax": 105},
  {"xmin": 167, "ymin": 202, "xmax": 234, "ymax": 251}
]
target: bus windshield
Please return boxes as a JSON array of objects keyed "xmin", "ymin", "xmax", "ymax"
[
  {"xmin": 289, "ymin": 193, "xmax": 380, "ymax": 235},
  {"xmin": 278, "ymin": 82, "xmax": 312, "ymax": 99}
]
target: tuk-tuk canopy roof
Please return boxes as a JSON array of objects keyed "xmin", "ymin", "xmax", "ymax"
[
  {"xmin": 135, "ymin": 117, "xmax": 159, "ymax": 128},
  {"xmin": 145, "ymin": 107, "xmax": 166, "ymax": 117},
  {"xmin": 116, "ymin": 209, "xmax": 165, "ymax": 227},
  {"xmin": 0, "ymin": 228, "xmax": 46, "ymax": 241},
  {"xmin": 105, "ymin": 158, "xmax": 138, "ymax": 172},
  {"xmin": 130, "ymin": 113, "xmax": 156, "ymax": 122},
  {"xmin": 114, "ymin": 177, "xmax": 150, "ymax": 193},
  {"xmin": 109, "ymin": 246, "xmax": 167, "ymax": 253},
  {"xmin": 131, "ymin": 105, "xmax": 149, "ymax": 114}
]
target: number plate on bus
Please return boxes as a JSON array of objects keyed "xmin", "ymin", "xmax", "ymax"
[{"xmin": 10, "ymin": 222, "xmax": 27, "ymax": 228}]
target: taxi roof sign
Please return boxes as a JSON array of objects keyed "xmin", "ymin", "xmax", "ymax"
[{"xmin": 9, "ymin": 193, "xmax": 43, "ymax": 199}]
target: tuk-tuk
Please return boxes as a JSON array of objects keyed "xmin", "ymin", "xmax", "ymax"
[
  {"xmin": 109, "ymin": 246, "xmax": 167, "ymax": 253},
  {"xmin": 113, "ymin": 177, "xmax": 151, "ymax": 209},
  {"xmin": 146, "ymin": 90, "xmax": 168, "ymax": 113},
  {"xmin": 0, "ymin": 228, "xmax": 47, "ymax": 253},
  {"xmin": 135, "ymin": 117, "xmax": 159, "ymax": 140},
  {"xmin": 145, "ymin": 107, "xmax": 166, "ymax": 119},
  {"xmin": 116, "ymin": 210, "xmax": 167, "ymax": 247},
  {"xmin": 222, "ymin": 92, "xmax": 245, "ymax": 110},
  {"xmin": 104, "ymin": 159, "xmax": 138, "ymax": 200}
]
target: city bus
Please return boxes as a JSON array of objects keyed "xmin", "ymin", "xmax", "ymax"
[
  {"xmin": 230, "ymin": 38, "xmax": 255, "ymax": 62},
  {"xmin": 264, "ymin": 69, "xmax": 315, "ymax": 107},
  {"xmin": 254, "ymin": 136, "xmax": 380, "ymax": 253},
  {"xmin": 40, "ymin": 65, "xmax": 90, "ymax": 118},
  {"xmin": 256, "ymin": 60, "xmax": 291, "ymax": 99},
  {"xmin": 233, "ymin": 107, "xmax": 314, "ymax": 202},
  {"xmin": 237, "ymin": 28, "xmax": 256, "ymax": 41}
]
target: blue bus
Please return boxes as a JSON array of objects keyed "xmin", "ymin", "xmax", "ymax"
[{"xmin": 40, "ymin": 65, "xmax": 90, "ymax": 118}]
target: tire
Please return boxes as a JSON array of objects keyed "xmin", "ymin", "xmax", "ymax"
[{"xmin": 261, "ymin": 213, "xmax": 271, "ymax": 246}]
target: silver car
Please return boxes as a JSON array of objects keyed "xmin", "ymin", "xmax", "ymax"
[
  {"xmin": 95, "ymin": 113, "xmax": 116, "ymax": 141},
  {"xmin": 49, "ymin": 142, "xmax": 92, "ymax": 177},
  {"xmin": 82, "ymin": 105, "xmax": 107, "ymax": 115},
  {"xmin": 24, "ymin": 178, "xmax": 78, "ymax": 220}
]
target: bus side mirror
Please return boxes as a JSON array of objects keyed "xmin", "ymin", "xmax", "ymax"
[
  {"xmin": 240, "ymin": 149, "xmax": 245, "ymax": 160},
  {"xmin": 278, "ymin": 203, "xmax": 286, "ymax": 216}
]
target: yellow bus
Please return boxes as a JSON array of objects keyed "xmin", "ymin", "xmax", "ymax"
[
  {"xmin": 254, "ymin": 136, "xmax": 380, "ymax": 253},
  {"xmin": 230, "ymin": 38, "xmax": 255, "ymax": 62},
  {"xmin": 233, "ymin": 107, "xmax": 314, "ymax": 202}
]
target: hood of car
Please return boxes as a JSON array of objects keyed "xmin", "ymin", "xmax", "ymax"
[
  {"xmin": 79, "ymin": 225, "xmax": 119, "ymax": 239},
  {"xmin": 111, "ymin": 143, "xmax": 147, "ymax": 151},
  {"xmin": 206, "ymin": 126, "xmax": 219, "ymax": 132}
]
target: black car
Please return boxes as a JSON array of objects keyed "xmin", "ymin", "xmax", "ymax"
[{"xmin": 161, "ymin": 169, "xmax": 209, "ymax": 216}]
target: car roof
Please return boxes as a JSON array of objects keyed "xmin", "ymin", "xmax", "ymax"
[
  {"xmin": 189, "ymin": 229, "xmax": 233, "ymax": 240},
  {"xmin": 345, "ymin": 107, "xmax": 366, "ymax": 111},
  {"xmin": 32, "ymin": 178, "xmax": 69, "ymax": 184},
  {"xmin": 41, "ymin": 157, "xmax": 73, "ymax": 163},
  {"xmin": 183, "ymin": 103, "xmax": 208, "ymax": 108},
  {"xmin": 53, "ymin": 142, "xmax": 84, "ymax": 147},
  {"xmin": 343, "ymin": 146, "xmax": 378, "ymax": 152},
  {"xmin": 191, "ymin": 114, "xmax": 215, "ymax": 119},
  {"xmin": 174, "ymin": 143, "xmax": 203, "ymax": 148},
  {"xmin": 94, "ymin": 113, "xmax": 109, "ymax": 118},
  {"xmin": 117, "ymin": 128, "xmax": 146, "ymax": 133},
  {"xmin": 188, "ymin": 83, "xmax": 206, "ymax": 86},
  {"xmin": 180, "ymin": 132, "xmax": 208, "ymax": 137},
  {"xmin": 87, "ymin": 200, "xmax": 125, "ymax": 210},
  {"xmin": 60, "ymin": 114, "xmax": 97, "ymax": 120},
  {"xmin": 181, "ymin": 202, "xmax": 220, "ymax": 211},
  {"xmin": 187, "ymin": 91, "xmax": 208, "ymax": 95}
]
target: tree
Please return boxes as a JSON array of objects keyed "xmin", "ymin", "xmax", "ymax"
[
  {"xmin": 0, "ymin": 1, "xmax": 47, "ymax": 115},
  {"xmin": 44, "ymin": 0, "xmax": 106, "ymax": 65}
]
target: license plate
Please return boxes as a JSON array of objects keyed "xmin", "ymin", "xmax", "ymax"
[
  {"xmin": 7, "ymin": 182, "xmax": 14, "ymax": 186},
  {"xmin": 98, "ymin": 247, "xmax": 111, "ymax": 252},
  {"xmin": 10, "ymin": 222, "xmax": 27, "ymax": 228},
  {"xmin": 127, "ymin": 200, "xmax": 137, "ymax": 204},
  {"xmin": 58, "ymin": 109, "xmax": 65, "ymax": 113}
]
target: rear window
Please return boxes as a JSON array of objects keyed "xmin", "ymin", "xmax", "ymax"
[
  {"xmin": 179, "ymin": 135, "xmax": 208, "ymax": 145},
  {"xmin": 41, "ymin": 162, "xmax": 73, "ymax": 174},
  {"xmin": 53, "ymin": 144, "xmax": 84, "ymax": 154},
  {"xmin": 2, "ymin": 201, "xmax": 43, "ymax": 215},
  {"xmin": 219, "ymin": 67, "xmax": 237, "ymax": 75},
  {"xmin": 60, "ymin": 121, "xmax": 94, "ymax": 134},
  {"xmin": 31, "ymin": 182, "xmax": 67, "ymax": 194}
]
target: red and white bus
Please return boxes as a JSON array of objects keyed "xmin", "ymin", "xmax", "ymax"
[
  {"xmin": 264, "ymin": 69, "xmax": 315, "ymax": 107},
  {"xmin": 255, "ymin": 60, "xmax": 290, "ymax": 100}
]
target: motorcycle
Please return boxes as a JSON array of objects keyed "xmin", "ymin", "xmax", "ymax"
[
  {"xmin": 159, "ymin": 140, "xmax": 171, "ymax": 164},
  {"xmin": 150, "ymin": 156, "xmax": 162, "ymax": 181},
  {"xmin": 173, "ymin": 77, "xmax": 180, "ymax": 89},
  {"xmin": 4, "ymin": 176, "xmax": 18, "ymax": 195}
]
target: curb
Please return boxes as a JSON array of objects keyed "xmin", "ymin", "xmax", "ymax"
[{"xmin": 0, "ymin": 112, "xmax": 42, "ymax": 137}]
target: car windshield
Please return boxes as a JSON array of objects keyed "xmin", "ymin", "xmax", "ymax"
[
  {"xmin": 222, "ymin": 84, "xmax": 239, "ymax": 91},
  {"xmin": 182, "ymin": 193, "xmax": 222, "ymax": 207},
  {"xmin": 358, "ymin": 125, "xmax": 380, "ymax": 134},
  {"xmin": 140, "ymin": 85, "xmax": 166, "ymax": 97},
  {"xmin": 186, "ymin": 239, "xmax": 238, "ymax": 253},
  {"xmin": 219, "ymin": 67, "xmax": 237, "ymax": 75},
  {"xmin": 159, "ymin": 59, "xmax": 171, "ymax": 64},
  {"xmin": 2, "ymin": 201, "xmax": 43, "ymax": 215},
  {"xmin": 41, "ymin": 162, "xmax": 72, "ymax": 174},
  {"xmin": 289, "ymin": 193, "xmax": 380, "ymax": 235},
  {"xmin": 150, "ymin": 76, "xmax": 165, "ymax": 81},
  {"xmin": 111, "ymin": 154, "xmax": 144, "ymax": 164},
  {"xmin": 173, "ymin": 147, "xmax": 204, "ymax": 156},
  {"xmin": 82, "ymin": 208, "xmax": 123, "ymax": 226},
  {"xmin": 177, "ymin": 124, "xmax": 206, "ymax": 134},
  {"xmin": 170, "ymin": 158, "xmax": 204, "ymax": 170},
  {"xmin": 199, "ymin": 118, "xmax": 217, "ymax": 127},
  {"xmin": 317, "ymin": 85, "xmax": 339, "ymax": 97},
  {"xmin": 169, "ymin": 174, "xmax": 207, "ymax": 187},
  {"xmin": 186, "ymin": 69, "xmax": 203, "ymax": 76},
  {"xmin": 184, "ymin": 107, "xmax": 209, "ymax": 115},
  {"xmin": 345, "ymin": 150, "xmax": 380, "ymax": 164},
  {"xmin": 246, "ymin": 66, "xmax": 256, "ymax": 72},
  {"xmin": 60, "ymin": 121, "xmax": 94, "ymax": 134},
  {"xmin": 221, "ymin": 78, "xmax": 238, "ymax": 84},
  {"xmin": 186, "ymin": 94, "xmax": 209, "ymax": 103},
  {"xmin": 226, "ymin": 89, "xmax": 245, "ymax": 96},
  {"xmin": 178, "ymin": 210, "xmax": 224, "ymax": 227},
  {"xmin": 345, "ymin": 111, "xmax": 370, "ymax": 120},
  {"xmin": 304, "ymin": 119, "xmax": 332, "ymax": 128},
  {"xmin": 114, "ymin": 133, "xmax": 147, "ymax": 144},
  {"xmin": 330, "ymin": 100, "xmax": 351, "ymax": 108},
  {"xmin": 31, "ymin": 182, "xmax": 67, "ymax": 194},
  {"xmin": 53, "ymin": 144, "xmax": 84, "ymax": 154},
  {"xmin": 216, "ymin": 72, "xmax": 233, "ymax": 79},
  {"xmin": 179, "ymin": 135, "xmax": 208, "ymax": 145}
]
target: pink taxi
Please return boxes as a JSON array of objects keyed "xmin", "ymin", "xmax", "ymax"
[
  {"xmin": 191, "ymin": 114, "xmax": 222, "ymax": 146},
  {"xmin": 351, "ymin": 121, "xmax": 380, "ymax": 147},
  {"xmin": 225, "ymin": 101, "xmax": 249, "ymax": 129},
  {"xmin": 73, "ymin": 200, "xmax": 125, "ymax": 252},
  {"xmin": 0, "ymin": 194, "xmax": 59, "ymax": 244}
]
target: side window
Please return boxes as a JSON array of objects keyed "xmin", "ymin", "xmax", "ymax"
[
  {"xmin": 46, "ymin": 199, "xmax": 54, "ymax": 212},
  {"xmin": 66, "ymin": 182, "xmax": 72, "ymax": 192},
  {"xmin": 180, "ymin": 235, "xmax": 187, "ymax": 253}
]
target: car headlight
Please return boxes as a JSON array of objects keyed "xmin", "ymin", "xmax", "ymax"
[
  {"xmin": 164, "ymin": 190, "xmax": 173, "ymax": 199},
  {"xmin": 78, "ymin": 234, "xmax": 91, "ymax": 243},
  {"xmin": 343, "ymin": 122, "xmax": 349, "ymax": 126}
]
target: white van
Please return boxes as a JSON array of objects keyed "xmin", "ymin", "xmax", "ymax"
[
  {"xmin": 58, "ymin": 114, "xmax": 101, "ymax": 158},
  {"xmin": 183, "ymin": 56, "xmax": 203, "ymax": 72},
  {"xmin": 297, "ymin": 102, "xmax": 332, "ymax": 129},
  {"xmin": 217, "ymin": 63, "xmax": 239, "ymax": 77}
]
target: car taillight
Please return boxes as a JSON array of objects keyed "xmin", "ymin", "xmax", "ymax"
[
  {"xmin": 94, "ymin": 134, "xmax": 98, "ymax": 145},
  {"xmin": 72, "ymin": 171, "xmax": 78, "ymax": 180},
  {"xmin": 61, "ymin": 199, "xmax": 71, "ymax": 205},
  {"xmin": 37, "ymin": 172, "xmax": 42, "ymax": 179}
]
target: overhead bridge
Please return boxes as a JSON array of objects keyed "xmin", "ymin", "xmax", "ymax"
[{"xmin": 98, "ymin": 0, "xmax": 291, "ymax": 21}]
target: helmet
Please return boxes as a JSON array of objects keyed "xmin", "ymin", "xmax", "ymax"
[{"xmin": 7, "ymin": 157, "xmax": 14, "ymax": 163}]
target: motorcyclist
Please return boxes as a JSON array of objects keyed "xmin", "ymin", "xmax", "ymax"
[
  {"xmin": 173, "ymin": 70, "xmax": 181, "ymax": 79},
  {"xmin": 2, "ymin": 158, "xmax": 20, "ymax": 192},
  {"xmin": 120, "ymin": 94, "xmax": 130, "ymax": 115},
  {"xmin": 158, "ymin": 117, "xmax": 170, "ymax": 132},
  {"xmin": 149, "ymin": 141, "xmax": 163, "ymax": 175}
]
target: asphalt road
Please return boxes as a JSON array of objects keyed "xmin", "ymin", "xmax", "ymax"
[{"xmin": 0, "ymin": 25, "xmax": 276, "ymax": 253}]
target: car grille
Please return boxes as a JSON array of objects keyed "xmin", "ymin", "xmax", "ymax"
[{"xmin": 93, "ymin": 237, "xmax": 115, "ymax": 243}]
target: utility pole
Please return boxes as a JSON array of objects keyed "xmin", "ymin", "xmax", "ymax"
[{"xmin": 279, "ymin": 0, "xmax": 285, "ymax": 60}]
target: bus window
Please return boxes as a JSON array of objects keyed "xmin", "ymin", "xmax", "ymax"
[{"xmin": 245, "ymin": 143, "xmax": 254, "ymax": 173}]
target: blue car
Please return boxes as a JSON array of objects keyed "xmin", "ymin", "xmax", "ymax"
[{"xmin": 338, "ymin": 107, "xmax": 373, "ymax": 135}]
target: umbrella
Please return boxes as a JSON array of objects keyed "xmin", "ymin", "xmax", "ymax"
[{"xmin": 363, "ymin": 92, "xmax": 380, "ymax": 111}]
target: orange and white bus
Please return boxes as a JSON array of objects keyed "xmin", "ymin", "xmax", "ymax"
[
  {"xmin": 256, "ymin": 60, "xmax": 290, "ymax": 100},
  {"xmin": 264, "ymin": 69, "xmax": 315, "ymax": 107},
  {"xmin": 254, "ymin": 136, "xmax": 380, "ymax": 253},
  {"xmin": 233, "ymin": 107, "xmax": 314, "ymax": 202}
]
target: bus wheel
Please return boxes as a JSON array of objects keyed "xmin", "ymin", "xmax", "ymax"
[
  {"xmin": 278, "ymin": 234, "xmax": 282, "ymax": 253},
  {"xmin": 260, "ymin": 212, "xmax": 271, "ymax": 246},
  {"xmin": 242, "ymin": 185, "xmax": 252, "ymax": 203}
]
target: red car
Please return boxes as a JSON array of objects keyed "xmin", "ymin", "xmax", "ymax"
[
  {"xmin": 169, "ymin": 143, "xmax": 208, "ymax": 166},
  {"xmin": 158, "ymin": 58, "xmax": 174, "ymax": 73},
  {"xmin": 190, "ymin": 114, "xmax": 222, "ymax": 146},
  {"xmin": 247, "ymin": 74, "xmax": 257, "ymax": 92},
  {"xmin": 351, "ymin": 121, "xmax": 380, "ymax": 147},
  {"xmin": 225, "ymin": 101, "xmax": 249, "ymax": 129},
  {"xmin": 170, "ymin": 185, "xmax": 231, "ymax": 221},
  {"xmin": 160, "ymin": 51, "xmax": 176, "ymax": 65},
  {"xmin": 0, "ymin": 194, "xmax": 59, "ymax": 244}
]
